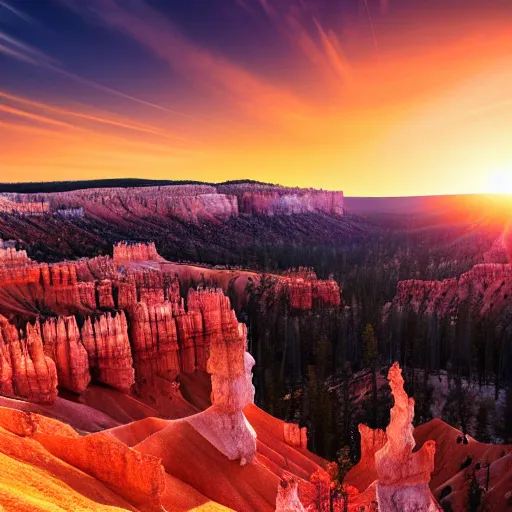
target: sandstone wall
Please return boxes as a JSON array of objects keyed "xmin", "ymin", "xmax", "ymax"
[
  {"xmin": 390, "ymin": 263, "xmax": 512, "ymax": 317},
  {"xmin": 218, "ymin": 184, "xmax": 344, "ymax": 216},
  {"xmin": 274, "ymin": 269, "xmax": 342, "ymax": 309},
  {"xmin": 6, "ymin": 183, "xmax": 344, "ymax": 222}
]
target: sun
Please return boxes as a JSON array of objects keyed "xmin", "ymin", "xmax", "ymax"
[{"xmin": 487, "ymin": 171, "xmax": 512, "ymax": 195}]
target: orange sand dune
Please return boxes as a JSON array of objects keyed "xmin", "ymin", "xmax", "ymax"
[
  {"xmin": 79, "ymin": 386, "xmax": 166, "ymax": 424},
  {"xmin": 105, "ymin": 403, "xmax": 329, "ymax": 511},
  {"xmin": 135, "ymin": 419, "xmax": 281, "ymax": 511},
  {"xmin": 0, "ymin": 425, "xmax": 136, "ymax": 512},
  {"xmin": 0, "ymin": 393, "xmax": 120, "ymax": 432},
  {"xmin": 0, "ymin": 406, "xmax": 232, "ymax": 511}
]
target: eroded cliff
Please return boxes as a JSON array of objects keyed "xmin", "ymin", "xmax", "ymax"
[{"xmin": 3, "ymin": 182, "xmax": 344, "ymax": 223}]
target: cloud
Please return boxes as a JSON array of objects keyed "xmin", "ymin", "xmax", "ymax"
[
  {"xmin": 60, "ymin": 0, "xmax": 312, "ymax": 130},
  {"xmin": 0, "ymin": 0, "xmax": 41, "ymax": 27},
  {"xmin": 0, "ymin": 91, "xmax": 186, "ymax": 140},
  {"xmin": 0, "ymin": 104, "xmax": 75, "ymax": 128},
  {"xmin": 0, "ymin": 28, "xmax": 191, "ymax": 119},
  {"xmin": 0, "ymin": 30, "xmax": 59, "ymax": 66},
  {"xmin": 252, "ymin": 0, "xmax": 352, "ymax": 85}
]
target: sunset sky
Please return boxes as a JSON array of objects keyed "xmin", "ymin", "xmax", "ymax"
[{"xmin": 1, "ymin": 0, "xmax": 512, "ymax": 196}]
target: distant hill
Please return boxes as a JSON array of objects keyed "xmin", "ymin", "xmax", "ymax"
[{"xmin": 345, "ymin": 194, "xmax": 511, "ymax": 220}]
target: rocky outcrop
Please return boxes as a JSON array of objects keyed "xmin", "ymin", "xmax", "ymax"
[
  {"xmin": 166, "ymin": 193, "xmax": 238, "ymax": 222},
  {"xmin": 390, "ymin": 263, "xmax": 512, "ymax": 317},
  {"xmin": 276, "ymin": 475, "xmax": 306, "ymax": 512},
  {"xmin": 274, "ymin": 269, "xmax": 342, "ymax": 309},
  {"xmin": 360, "ymin": 423, "xmax": 387, "ymax": 458},
  {"xmin": 80, "ymin": 312, "xmax": 135, "ymax": 392},
  {"xmin": 174, "ymin": 306, "xmax": 204, "ymax": 373},
  {"xmin": 187, "ymin": 288, "xmax": 238, "ymax": 371},
  {"xmin": 40, "ymin": 262, "xmax": 82, "ymax": 310},
  {"xmin": 0, "ymin": 194, "xmax": 49, "ymax": 215},
  {"xmin": 284, "ymin": 422, "xmax": 308, "ymax": 449},
  {"xmin": 7, "ymin": 182, "xmax": 344, "ymax": 222},
  {"xmin": 113, "ymin": 242, "xmax": 161, "ymax": 264},
  {"xmin": 218, "ymin": 184, "xmax": 344, "ymax": 216},
  {"xmin": 0, "ymin": 315, "xmax": 58, "ymax": 403},
  {"xmin": 0, "ymin": 247, "xmax": 41, "ymax": 285},
  {"xmin": 118, "ymin": 268, "xmax": 181, "ymax": 306},
  {"xmin": 128, "ymin": 301, "xmax": 181, "ymax": 385}
]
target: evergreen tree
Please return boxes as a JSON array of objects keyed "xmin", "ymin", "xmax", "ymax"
[
  {"xmin": 467, "ymin": 472, "xmax": 482, "ymax": 512},
  {"xmin": 362, "ymin": 324, "xmax": 378, "ymax": 427}
]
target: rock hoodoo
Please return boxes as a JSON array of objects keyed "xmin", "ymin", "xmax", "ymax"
[
  {"xmin": 186, "ymin": 321, "xmax": 257, "ymax": 464},
  {"xmin": 349, "ymin": 363, "xmax": 440, "ymax": 512},
  {"xmin": 276, "ymin": 475, "xmax": 306, "ymax": 512}
]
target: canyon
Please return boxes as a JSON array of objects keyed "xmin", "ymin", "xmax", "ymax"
[
  {"xmin": 0, "ymin": 242, "xmax": 341, "ymax": 404},
  {"xmin": 0, "ymin": 182, "xmax": 510, "ymax": 511}
]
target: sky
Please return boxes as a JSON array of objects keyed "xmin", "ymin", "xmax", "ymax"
[{"xmin": 1, "ymin": 0, "xmax": 512, "ymax": 196}]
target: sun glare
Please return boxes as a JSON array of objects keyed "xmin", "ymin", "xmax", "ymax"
[{"xmin": 487, "ymin": 171, "xmax": 512, "ymax": 195}]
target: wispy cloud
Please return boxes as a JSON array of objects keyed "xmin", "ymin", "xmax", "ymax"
[
  {"xmin": 0, "ymin": 90, "xmax": 179, "ymax": 139},
  {"xmin": 0, "ymin": 28, "xmax": 191, "ymax": 119},
  {"xmin": 60, "ymin": 0, "xmax": 312, "ymax": 130},
  {"xmin": 0, "ymin": 0, "xmax": 41, "ymax": 27},
  {"xmin": 0, "ymin": 103, "xmax": 75, "ymax": 128},
  {"xmin": 254, "ymin": 0, "xmax": 352, "ymax": 84},
  {"xmin": 0, "ymin": 30, "xmax": 59, "ymax": 66}
]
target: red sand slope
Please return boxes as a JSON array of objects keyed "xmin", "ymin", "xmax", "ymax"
[{"xmin": 414, "ymin": 418, "xmax": 512, "ymax": 511}]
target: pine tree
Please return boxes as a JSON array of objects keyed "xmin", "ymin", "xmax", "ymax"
[
  {"xmin": 362, "ymin": 324, "xmax": 378, "ymax": 427},
  {"xmin": 467, "ymin": 472, "xmax": 482, "ymax": 512}
]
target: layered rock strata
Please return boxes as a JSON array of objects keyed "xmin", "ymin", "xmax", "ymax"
[
  {"xmin": 0, "ymin": 242, "xmax": 339, "ymax": 404},
  {"xmin": 275, "ymin": 269, "xmax": 342, "ymax": 309},
  {"xmin": 218, "ymin": 184, "xmax": 344, "ymax": 216},
  {"xmin": 284, "ymin": 422, "xmax": 308, "ymax": 449},
  {"xmin": 113, "ymin": 242, "xmax": 162, "ymax": 265},
  {"xmin": 0, "ymin": 194, "xmax": 49, "ymax": 215},
  {"xmin": 0, "ymin": 247, "xmax": 41, "ymax": 285},
  {"xmin": 6, "ymin": 182, "xmax": 344, "ymax": 222},
  {"xmin": 390, "ymin": 263, "xmax": 512, "ymax": 317},
  {"xmin": 128, "ymin": 301, "xmax": 181, "ymax": 385}
]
